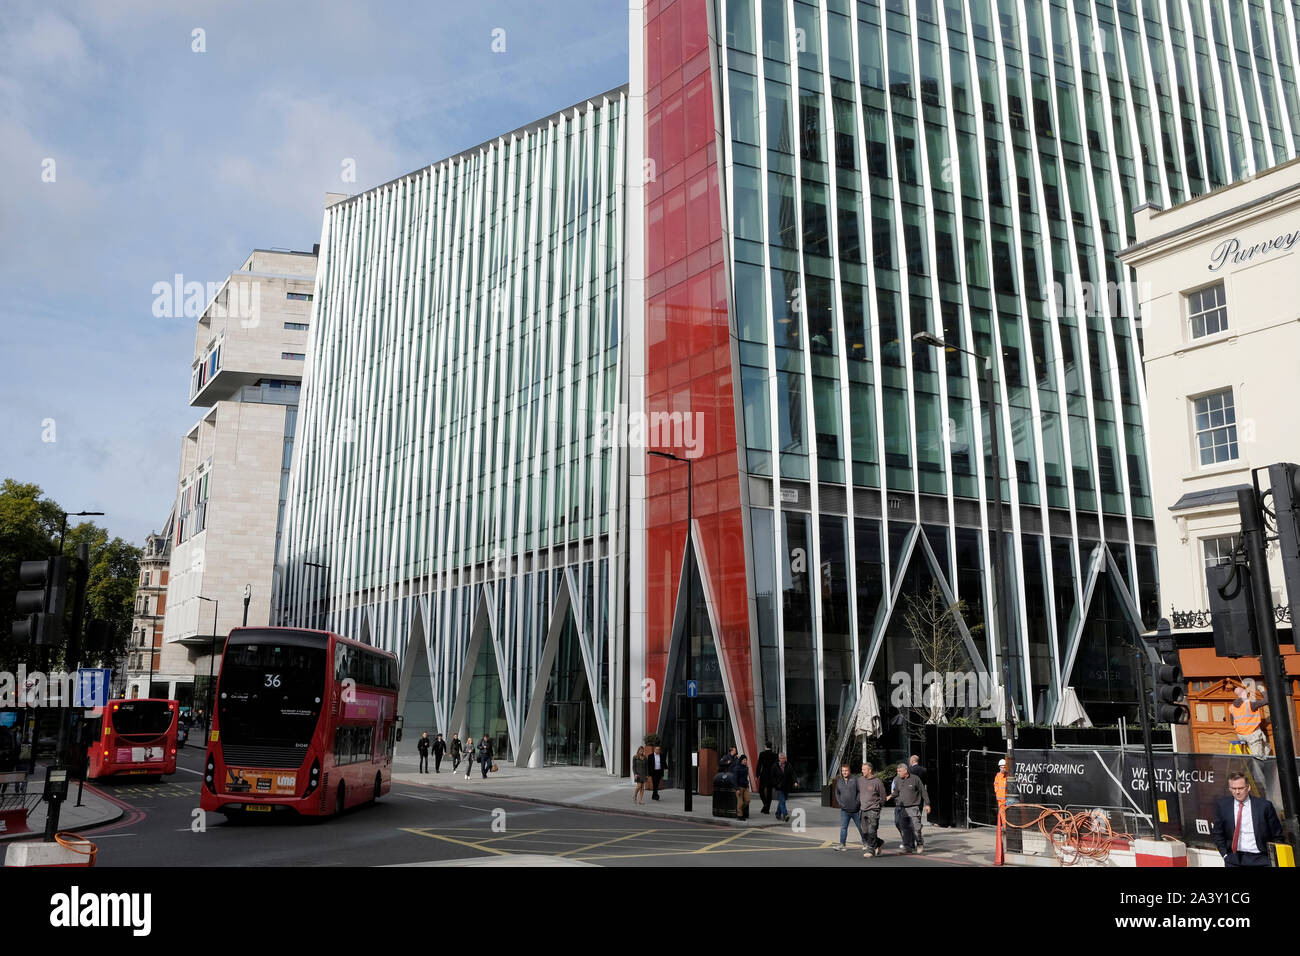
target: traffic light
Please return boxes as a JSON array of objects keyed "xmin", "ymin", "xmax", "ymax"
[
  {"xmin": 1153, "ymin": 657, "xmax": 1190, "ymax": 725},
  {"xmin": 11, "ymin": 556, "xmax": 68, "ymax": 646},
  {"xmin": 1269, "ymin": 462, "xmax": 1300, "ymax": 612},
  {"xmin": 83, "ymin": 619, "xmax": 114, "ymax": 662},
  {"xmin": 1207, "ymin": 560, "xmax": 1260, "ymax": 658}
]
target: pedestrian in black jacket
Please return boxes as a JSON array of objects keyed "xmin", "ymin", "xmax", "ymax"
[
  {"xmin": 450, "ymin": 734, "xmax": 463, "ymax": 771},
  {"xmin": 907, "ymin": 755, "xmax": 927, "ymax": 848},
  {"xmin": 718, "ymin": 746, "xmax": 738, "ymax": 781},
  {"xmin": 773, "ymin": 753, "xmax": 797, "ymax": 821},
  {"xmin": 477, "ymin": 735, "xmax": 493, "ymax": 779},
  {"xmin": 756, "ymin": 743, "xmax": 777, "ymax": 814},
  {"xmin": 416, "ymin": 732, "xmax": 431, "ymax": 773},
  {"xmin": 646, "ymin": 745, "xmax": 666, "ymax": 800},
  {"xmin": 432, "ymin": 733, "xmax": 447, "ymax": 773}
]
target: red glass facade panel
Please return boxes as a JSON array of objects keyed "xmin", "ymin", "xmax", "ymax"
[{"xmin": 643, "ymin": 0, "xmax": 755, "ymax": 759}]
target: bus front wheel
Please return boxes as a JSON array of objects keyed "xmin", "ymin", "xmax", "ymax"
[{"xmin": 335, "ymin": 781, "xmax": 346, "ymax": 816}]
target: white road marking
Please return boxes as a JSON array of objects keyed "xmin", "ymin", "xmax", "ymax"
[{"xmin": 176, "ymin": 767, "xmax": 202, "ymax": 775}]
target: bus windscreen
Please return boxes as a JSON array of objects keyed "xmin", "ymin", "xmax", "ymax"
[
  {"xmin": 112, "ymin": 701, "xmax": 174, "ymax": 737},
  {"xmin": 218, "ymin": 642, "xmax": 326, "ymax": 747}
]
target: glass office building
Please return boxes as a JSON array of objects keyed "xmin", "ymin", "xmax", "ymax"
[
  {"xmin": 636, "ymin": 0, "xmax": 1300, "ymax": 788},
  {"xmin": 280, "ymin": 1, "xmax": 1299, "ymax": 785},
  {"xmin": 278, "ymin": 90, "xmax": 630, "ymax": 768}
]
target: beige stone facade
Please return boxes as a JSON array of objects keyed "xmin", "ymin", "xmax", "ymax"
[
  {"xmin": 162, "ymin": 249, "xmax": 318, "ymax": 701},
  {"xmin": 1121, "ymin": 157, "xmax": 1300, "ymax": 622}
]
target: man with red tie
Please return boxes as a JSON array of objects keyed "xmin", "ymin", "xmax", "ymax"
[{"xmin": 1212, "ymin": 772, "xmax": 1283, "ymax": 867}]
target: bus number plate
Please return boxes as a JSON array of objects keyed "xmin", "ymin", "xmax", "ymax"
[{"xmin": 245, "ymin": 804, "xmax": 272, "ymax": 813}]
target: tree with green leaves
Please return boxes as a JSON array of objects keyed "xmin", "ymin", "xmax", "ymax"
[
  {"xmin": 0, "ymin": 479, "xmax": 141, "ymax": 674},
  {"xmin": 60, "ymin": 522, "xmax": 141, "ymax": 668}
]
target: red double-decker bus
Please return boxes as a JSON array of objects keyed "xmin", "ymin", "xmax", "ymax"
[
  {"xmin": 85, "ymin": 698, "xmax": 179, "ymax": 781},
  {"xmin": 201, "ymin": 627, "xmax": 399, "ymax": 819}
]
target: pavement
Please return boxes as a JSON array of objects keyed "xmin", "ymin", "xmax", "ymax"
[
  {"xmin": 0, "ymin": 764, "xmax": 126, "ymax": 843},
  {"xmin": 392, "ymin": 753, "xmax": 995, "ymax": 865}
]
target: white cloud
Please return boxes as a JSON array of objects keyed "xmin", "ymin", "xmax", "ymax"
[
  {"xmin": 0, "ymin": 9, "xmax": 100, "ymax": 89},
  {"xmin": 213, "ymin": 91, "xmax": 406, "ymax": 214}
]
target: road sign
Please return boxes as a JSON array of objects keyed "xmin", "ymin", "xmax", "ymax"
[
  {"xmin": 687, "ymin": 680, "xmax": 698, "ymax": 698},
  {"xmin": 75, "ymin": 668, "xmax": 111, "ymax": 708}
]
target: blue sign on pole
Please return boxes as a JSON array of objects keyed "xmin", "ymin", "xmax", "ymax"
[
  {"xmin": 687, "ymin": 680, "xmax": 698, "ymax": 699},
  {"xmin": 75, "ymin": 668, "xmax": 111, "ymax": 708}
]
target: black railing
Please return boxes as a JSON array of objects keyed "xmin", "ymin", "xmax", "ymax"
[{"xmin": 1169, "ymin": 604, "xmax": 1291, "ymax": 629}]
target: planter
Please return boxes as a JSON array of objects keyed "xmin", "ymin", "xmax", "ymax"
[{"xmin": 698, "ymin": 748, "xmax": 718, "ymax": 796}]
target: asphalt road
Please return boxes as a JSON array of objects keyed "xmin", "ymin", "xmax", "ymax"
[{"xmin": 80, "ymin": 748, "xmax": 961, "ymax": 867}]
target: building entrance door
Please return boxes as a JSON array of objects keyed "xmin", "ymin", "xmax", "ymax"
[
  {"xmin": 672, "ymin": 695, "xmax": 729, "ymax": 792},
  {"xmin": 545, "ymin": 701, "xmax": 592, "ymax": 766}
]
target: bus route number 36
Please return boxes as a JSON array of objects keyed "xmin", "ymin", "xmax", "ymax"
[{"xmin": 264, "ymin": 674, "xmax": 281, "ymax": 688}]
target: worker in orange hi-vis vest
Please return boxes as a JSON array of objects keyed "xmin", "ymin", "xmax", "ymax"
[
  {"xmin": 994, "ymin": 758, "xmax": 1009, "ymax": 813},
  {"xmin": 1228, "ymin": 683, "xmax": 1270, "ymax": 758}
]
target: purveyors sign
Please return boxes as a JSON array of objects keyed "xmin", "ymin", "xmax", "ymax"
[
  {"xmin": 1208, "ymin": 229, "xmax": 1300, "ymax": 270},
  {"xmin": 1009, "ymin": 749, "xmax": 1281, "ymax": 848}
]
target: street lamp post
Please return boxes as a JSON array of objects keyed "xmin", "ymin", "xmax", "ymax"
[
  {"xmin": 57, "ymin": 511, "xmax": 105, "ymax": 555},
  {"xmin": 913, "ymin": 332, "xmax": 1017, "ymax": 786},
  {"xmin": 648, "ymin": 450, "xmax": 695, "ymax": 813},
  {"xmin": 195, "ymin": 596, "xmax": 219, "ymax": 740},
  {"xmin": 242, "ymin": 584, "xmax": 252, "ymax": 627}
]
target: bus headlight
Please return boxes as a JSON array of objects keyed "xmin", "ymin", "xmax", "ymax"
[{"xmin": 204, "ymin": 753, "xmax": 216, "ymax": 793}]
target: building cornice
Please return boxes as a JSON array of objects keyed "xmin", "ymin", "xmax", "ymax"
[{"xmin": 1119, "ymin": 176, "xmax": 1300, "ymax": 267}]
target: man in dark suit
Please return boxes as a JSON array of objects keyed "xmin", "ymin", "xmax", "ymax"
[
  {"xmin": 907, "ymin": 754, "xmax": 927, "ymax": 783},
  {"xmin": 1212, "ymin": 772, "xmax": 1283, "ymax": 867},
  {"xmin": 646, "ymin": 745, "xmax": 666, "ymax": 800},
  {"xmin": 756, "ymin": 742, "xmax": 777, "ymax": 814}
]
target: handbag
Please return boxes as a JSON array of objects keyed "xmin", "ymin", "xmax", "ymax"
[{"xmin": 490, "ymin": 763, "xmax": 499, "ymax": 773}]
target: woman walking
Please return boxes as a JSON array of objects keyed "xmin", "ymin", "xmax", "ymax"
[
  {"xmin": 632, "ymin": 746, "xmax": 648, "ymax": 805},
  {"xmin": 464, "ymin": 735, "xmax": 475, "ymax": 779}
]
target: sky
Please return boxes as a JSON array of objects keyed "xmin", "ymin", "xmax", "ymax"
[{"xmin": 0, "ymin": 0, "xmax": 629, "ymax": 545}]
